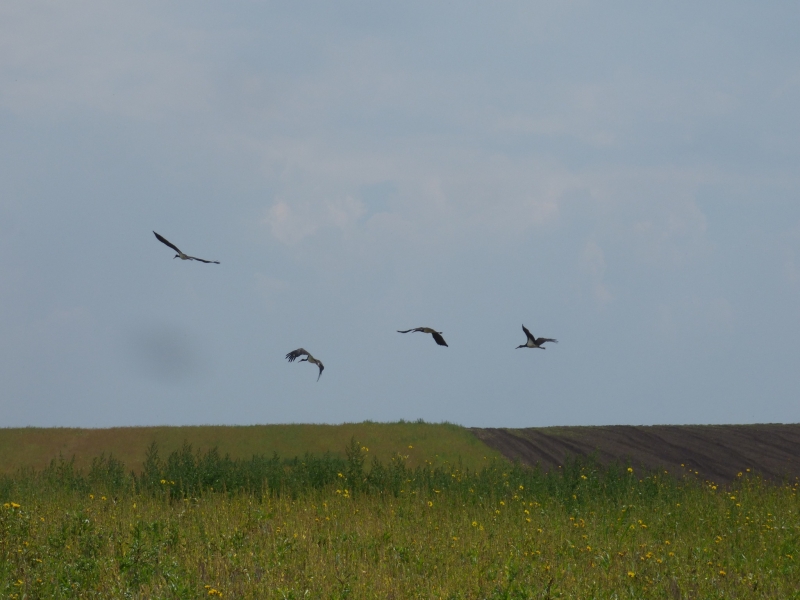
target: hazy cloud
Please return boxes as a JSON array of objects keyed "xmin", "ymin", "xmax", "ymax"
[{"xmin": 263, "ymin": 195, "xmax": 365, "ymax": 245}]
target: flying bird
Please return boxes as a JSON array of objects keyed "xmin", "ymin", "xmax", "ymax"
[
  {"xmin": 153, "ymin": 231, "xmax": 220, "ymax": 264},
  {"xmin": 516, "ymin": 324, "xmax": 558, "ymax": 349},
  {"xmin": 285, "ymin": 348, "xmax": 325, "ymax": 381},
  {"xmin": 397, "ymin": 327, "xmax": 448, "ymax": 347}
]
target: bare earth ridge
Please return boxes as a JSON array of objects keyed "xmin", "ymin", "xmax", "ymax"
[{"xmin": 470, "ymin": 424, "xmax": 800, "ymax": 483}]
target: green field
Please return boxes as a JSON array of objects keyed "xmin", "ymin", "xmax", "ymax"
[
  {"xmin": 0, "ymin": 422, "xmax": 502, "ymax": 474},
  {"xmin": 1, "ymin": 440, "xmax": 799, "ymax": 598}
]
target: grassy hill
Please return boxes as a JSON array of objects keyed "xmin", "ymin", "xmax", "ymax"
[{"xmin": 0, "ymin": 421, "xmax": 504, "ymax": 474}]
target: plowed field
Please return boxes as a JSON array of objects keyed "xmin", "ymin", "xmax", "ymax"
[{"xmin": 471, "ymin": 424, "xmax": 800, "ymax": 483}]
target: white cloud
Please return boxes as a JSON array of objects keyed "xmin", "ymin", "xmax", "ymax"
[
  {"xmin": 263, "ymin": 195, "xmax": 365, "ymax": 245},
  {"xmin": 251, "ymin": 131, "xmax": 572, "ymax": 256}
]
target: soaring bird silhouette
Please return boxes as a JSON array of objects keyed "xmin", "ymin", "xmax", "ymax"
[
  {"xmin": 153, "ymin": 231, "xmax": 220, "ymax": 264},
  {"xmin": 285, "ymin": 348, "xmax": 325, "ymax": 381},
  {"xmin": 516, "ymin": 324, "xmax": 557, "ymax": 349},
  {"xmin": 397, "ymin": 327, "xmax": 448, "ymax": 347}
]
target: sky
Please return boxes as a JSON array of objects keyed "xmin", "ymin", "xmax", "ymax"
[{"xmin": 1, "ymin": 2, "xmax": 800, "ymax": 428}]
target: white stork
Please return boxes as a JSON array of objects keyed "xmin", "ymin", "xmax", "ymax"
[
  {"xmin": 397, "ymin": 327, "xmax": 448, "ymax": 347},
  {"xmin": 516, "ymin": 324, "xmax": 557, "ymax": 349},
  {"xmin": 153, "ymin": 231, "xmax": 220, "ymax": 264},
  {"xmin": 285, "ymin": 348, "xmax": 325, "ymax": 381}
]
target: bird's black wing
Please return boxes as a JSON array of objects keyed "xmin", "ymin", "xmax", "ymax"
[
  {"xmin": 186, "ymin": 255, "xmax": 220, "ymax": 264},
  {"xmin": 316, "ymin": 362, "xmax": 324, "ymax": 381},
  {"xmin": 286, "ymin": 348, "xmax": 310, "ymax": 362},
  {"xmin": 537, "ymin": 338, "xmax": 558, "ymax": 344},
  {"xmin": 521, "ymin": 324, "xmax": 535, "ymax": 342},
  {"xmin": 431, "ymin": 331, "xmax": 448, "ymax": 347},
  {"xmin": 153, "ymin": 231, "xmax": 182, "ymax": 254}
]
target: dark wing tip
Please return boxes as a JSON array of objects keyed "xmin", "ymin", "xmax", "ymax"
[
  {"xmin": 186, "ymin": 256, "xmax": 220, "ymax": 264},
  {"xmin": 286, "ymin": 348, "xmax": 307, "ymax": 362},
  {"xmin": 153, "ymin": 231, "xmax": 181, "ymax": 253},
  {"xmin": 432, "ymin": 332, "xmax": 448, "ymax": 346}
]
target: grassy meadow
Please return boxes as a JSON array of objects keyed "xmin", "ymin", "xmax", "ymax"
[
  {"xmin": 0, "ymin": 422, "xmax": 502, "ymax": 474},
  {"xmin": 1, "ymin": 437, "xmax": 799, "ymax": 599}
]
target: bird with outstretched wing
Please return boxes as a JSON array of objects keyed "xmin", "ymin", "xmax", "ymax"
[
  {"xmin": 516, "ymin": 324, "xmax": 557, "ymax": 349},
  {"xmin": 397, "ymin": 327, "xmax": 448, "ymax": 347},
  {"xmin": 285, "ymin": 348, "xmax": 325, "ymax": 381},
  {"xmin": 153, "ymin": 231, "xmax": 220, "ymax": 264}
]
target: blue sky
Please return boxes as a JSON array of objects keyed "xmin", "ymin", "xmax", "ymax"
[{"xmin": 1, "ymin": 2, "xmax": 799, "ymax": 427}]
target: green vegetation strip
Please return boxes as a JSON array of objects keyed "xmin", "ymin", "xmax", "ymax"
[
  {"xmin": 1, "ymin": 441, "xmax": 799, "ymax": 598},
  {"xmin": 0, "ymin": 421, "xmax": 501, "ymax": 473}
]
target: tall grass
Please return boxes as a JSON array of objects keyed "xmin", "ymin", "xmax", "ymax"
[
  {"xmin": 1, "ymin": 441, "xmax": 798, "ymax": 598},
  {"xmin": 0, "ymin": 421, "xmax": 500, "ymax": 474}
]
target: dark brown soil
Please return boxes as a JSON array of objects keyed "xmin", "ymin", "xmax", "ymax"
[{"xmin": 470, "ymin": 424, "xmax": 800, "ymax": 484}]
